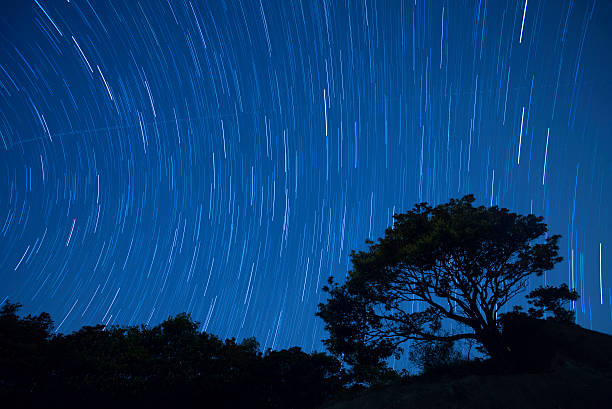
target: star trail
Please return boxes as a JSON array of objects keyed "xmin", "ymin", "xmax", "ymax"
[{"xmin": 1, "ymin": 0, "xmax": 611, "ymax": 357}]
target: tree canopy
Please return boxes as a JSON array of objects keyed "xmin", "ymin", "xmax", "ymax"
[{"xmin": 317, "ymin": 195, "xmax": 566, "ymax": 380}]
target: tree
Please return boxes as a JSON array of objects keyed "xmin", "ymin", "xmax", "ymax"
[
  {"xmin": 0, "ymin": 301, "xmax": 54, "ymax": 395},
  {"xmin": 259, "ymin": 347, "xmax": 345, "ymax": 409},
  {"xmin": 317, "ymin": 195, "xmax": 563, "ymax": 380},
  {"xmin": 524, "ymin": 283, "xmax": 578, "ymax": 323}
]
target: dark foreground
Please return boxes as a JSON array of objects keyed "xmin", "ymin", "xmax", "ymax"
[
  {"xmin": 323, "ymin": 317, "xmax": 612, "ymax": 409},
  {"xmin": 3, "ymin": 301, "xmax": 612, "ymax": 409}
]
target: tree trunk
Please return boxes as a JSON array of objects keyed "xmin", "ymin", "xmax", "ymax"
[{"xmin": 477, "ymin": 326, "xmax": 511, "ymax": 367}]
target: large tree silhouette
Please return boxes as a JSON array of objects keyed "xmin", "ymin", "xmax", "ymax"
[{"xmin": 317, "ymin": 195, "xmax": 563, "ymax": 379}]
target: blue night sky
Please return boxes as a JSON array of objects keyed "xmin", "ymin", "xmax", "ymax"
[{"xmin": 1, "ymin": 0, "xmax": 611, "ymax": 356}]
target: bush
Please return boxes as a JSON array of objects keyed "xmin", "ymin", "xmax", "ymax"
[{"xmin": 408, "ymin": 339, "xmax": 463, "ymax": 374}]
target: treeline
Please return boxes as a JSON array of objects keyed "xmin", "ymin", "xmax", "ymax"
[{"xmin": 0, "ymin": 302, "xmax": 346, "ymax": 408}]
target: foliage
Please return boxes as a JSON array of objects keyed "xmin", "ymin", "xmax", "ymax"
[
  {"xmin": 0, "ymin": 301, "xmax": 54, "ymax": 394},
  {"xmin": 0, "ymin": 301, "xmax": 345, "ymax": 408},
  {"xmin": 525, "ymin": 283, "xmax": 578, "ymax": 323},
  {"xmin": 408, "ymin": 338, "xmax": 463, "ymax": 374},
  {"xmin": 260, "ymin": 347, "xmax": 346, "ymax": 408},
  {"xmin": 317, "ymin": 195, "xmax": 563, "ymax": 381}
]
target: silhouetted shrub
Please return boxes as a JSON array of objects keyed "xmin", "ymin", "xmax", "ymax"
[{"xmin": 408, "ymin": 339, "xmax": 462, "ymax": 374}]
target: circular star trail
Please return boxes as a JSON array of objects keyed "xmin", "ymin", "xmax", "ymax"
[{"xmin": 1, "ymin": 0, "xmax": 611, "ymax": 353}]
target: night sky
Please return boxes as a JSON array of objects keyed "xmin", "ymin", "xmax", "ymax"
[{"xmin": 1, "ymin": 0, "xmax": 611, "ymax": 358}]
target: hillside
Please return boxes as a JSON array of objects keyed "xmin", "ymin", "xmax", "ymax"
[{"xmin": 322, "ymin": 319, "xmax": 612, "ymax": 409}]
